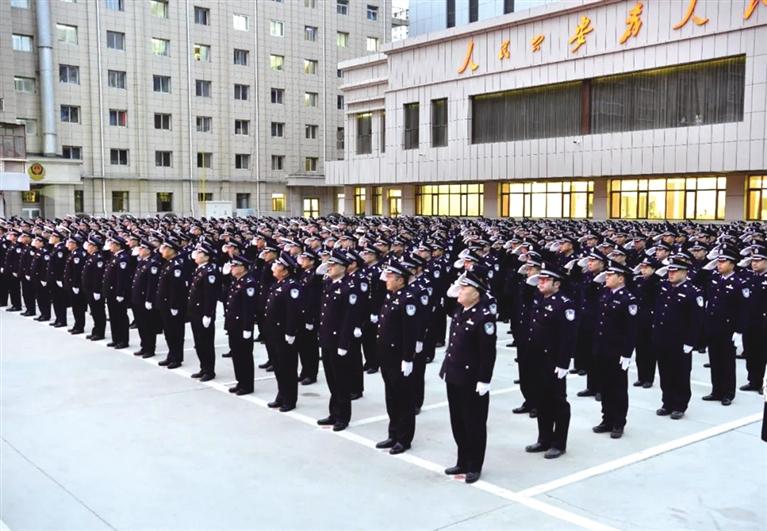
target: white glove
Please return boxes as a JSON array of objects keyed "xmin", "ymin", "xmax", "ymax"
[
  {"xmin": 732, "ymin": 332, "xmax": 743, "ymax": 343},
  {"xmin": 285, "ymin": 335, "xmax": 295, "ymax": 345},
  {"xmin": 476, "ymin": 381, "xmax": 491, "ymax": 396},
  {"xmin": 170, "ymin": 309, "xmax": 178, "ymax": 317},
  {"xmin": 337, "ymin": 348, "xmax": 347, "ymax": 356},
  {"xmin": 683, "ymin": 344, "xmax": 694, "ymax": 354},
  {"xmin": 222, "ymin": 262, "xmax": 232, "ymax": 275},
  {"xmin": 72, "ymin": 287, "xmax": 79, "ymax": 294},
  {"xmin": 202, "ymin": 316, "xmax": 211, "ymax": 328},
  {"xmin": 555, "ymin": 367, "xmax": 569, "ymax": 379},
  {"xmin": 12, "ymin": 272, "xmax": 18, "ymax": 277},
  {"xmin": 415, "ymin": 341, "xmax": 423, "ymax": 354},
  {"xmin": 370, "ymin": 314, "xmax": 378, "ymax": 324},
  {"xmin": 620, "ymin": 357, "xmax": 632, "ymax": 371},
  {"xmin": 56, "ymin": 281, "xmax": 63, "ymax": 288},
  {"xmin": 243, "ymin": 330, "xmax": 252, "ymax": 339},
  {"xmin": 25, "ymin": 275, "xmax": 30, "ymax": 280},
  {"xmin": 94, "ymin": 293, "xmax": 101, "ymax": 301},
  {"xmin": 305, "ymin": 323, "xmax": 314, "ymax": 330},
  {"xmin": 353, "ymin": 327, "xmax": 362, "ymax": 338},
  {"xmin": 401, "ymin": 360, "xmax": 413, "ymax": 377},
  {"xmin": 116, "ymin": 296, "xmax": 124, "ymax": 302},
  {"xmin": 145, "ymin": 301, "xmax": 152, "ymax": 310},
  {"xmin": 40, "ymin": 281, "xmax": 47, "ymax": 287}
]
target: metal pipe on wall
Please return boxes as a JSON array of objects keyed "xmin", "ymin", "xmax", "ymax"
[
  {"xmin": 185, "ymin": 0, "xmax": 195, "ymax": 216},
  {"xmin": 93, "ymin": 0, "xmax": 107, "ymax": 215},
  {"xmin": 35, "ymin": 0, "xmax": 57, "ymax": 157}
]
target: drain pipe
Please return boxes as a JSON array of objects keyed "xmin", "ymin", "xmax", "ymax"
[
  {"xmin": 94, "ymin": 0, "xmax": 107, "ymax": 214},
  {"xmin": 185, "ymin": 0, "xmax": 195, "ymax": 216},
  {"xmin": 35, "ymin": 0, "xmax": 57, "ymax": 157}
]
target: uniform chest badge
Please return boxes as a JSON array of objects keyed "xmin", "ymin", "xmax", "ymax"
[
  {"xmin": 434, "ymin": 270, "xmax": 441, "ymax": 278},
  {"xmin": 545, "ymin": 305, "xmax": 553, "ymax": 312},
  {"xmin": 484, "ymin": 322, "xmax": 495, "ymax": 335},
  {"xmin": 628, "ymin": 304, "xmax": 638, "ymax": 316},
  {"xmin": 208, "ymin": 275, "xmax": 216, "ymax": 284},
  {"xmin": 97, "ymin": 261, "xmax": 103, "ymax": 268},
  {"xmin": 44, "ymin": 255, "xmax": 50, "ymax": 261},
  {"xmin": 406, "ymin": 304, "xmax": 416, "ymax": 316},
  {"xmin": 290, "ymin": 288, "xmax": 299, "ymax": 299},
  {"xmin": 420, "ymin": 294, "xmax": 429, "ymax": 306},
  {"xmin": 489, "ymin": 303, "xmax": 497, "ymax": 315},
  {"xmin": 467, "ymin": 319, "xmax": 475, "ymax": 325},
  {"xmin": 334, "ymin": 289, "xmax": 341, "ymax": 295},
  {"xmin": 120, "ymin": 261, "xmax": 127, "ymax": 269},
  {"xmin": 74, "ymin": 258, "xmax": 80, "ymax": 264},
  {"xmin": 16, "ymin": 248, "xmax": 21, "ymax": 253},
  {"xmin": 349, "ymin": 294, "xmax": 357, "ymax": 305},
  {"xmin": 360, "ymin": 282, "xmax": 368, "ymax": 292},
  {"xmin": 57, "ymin": 252, "xmax": 63, "ymax": 258},
  {"xmin": 246, "ymin": 287, "xmax": 255, "ymax": 297},
  {"xmin": 742, "ymin": 288, "xmax": 750, "ymax": 298},
  {"xmin": 696, "ymin": 296, "xmax": 704, "ymax": 307},
  {"xmin": 151, "ymin": 266, "xmax": 158, "ymax": 274},
  {"xmin": 174, "ymin": 269, "xmax": 182, "ymax": 278},
  {"xmin": 565, "ymin": 309, "xmax": 576, "ymax": 321}
]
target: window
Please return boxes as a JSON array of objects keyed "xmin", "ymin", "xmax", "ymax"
[
  {"xmin": 338, "ymin": 69, "xmax": 343, "ymax": 78},
  {"xmin": 110, "ymin": 149, "xmax": 129, "ymax": 165},
  {"xmin": 270, "ymin": 20, "xmax": 284, "ymax": 37},
  {"xmin": 154, "ymin": 113, "xmax": 171, "ymax": 130},
  {"xmin": 196, "ymin": 116, "xmax": 212, "ymax": 132},
  {"xmin": 112, "ymin": 191, "xmax": 129, "ymax": 212},
  {"xmin": 337, "ymin": 95, "xmax": 344, "ymax": 110},
  {"xmin": 367, "ymin": 5, "xmax": 379, "ymax": 20},
  {"xmin": 233, "ymin": 49, "xmax": 249, "ymax": 65},
  {"xmin": 149, "ymin": 0, "xmax": 168, "ymax": 18},
  {"xmin": 609, "ymin": 177, "xmax": 726, "ymax": 220},
  {"xmin": 234, "ymin": 84, "xmax": 249, "ymax": 101},
  {"xmin": 233, "ymin": 14, "xmax": 249, "ymax": 31},
  {"xmin": 303, "ymin": 197, "xmax": 319, "ymax": 217},
  {"xmin": 356, "ymin": 113, "xmax": 372, "ymax": 154},
  {"xmin": 60, "ymin": 105, "xmax": 80, "ymax": 123},
  {"xmin": 108, "ymin": 70, "xmax": 126, "ymax": 89},
  {"xmin": 305, "ymin": 26, "xmax": 318, "ymax": 41},
  {"xmin": 17, "ymin": 118, "xmax": 37, "ymax": 134},
  {"xmin": 62, "ymin": 146, "xmax": 82, "ymax": 160},
  {"xmin": 235, "ymin": 154, "xmax": 250, "ymax": 169},
  {"xmin": 431, "ymin": 98, "xmax": 447, "ymax": 147},
  {"xmin": 388, "ymin": 189, "xmax": 402, "ymax": 216},
  {"xmin": 198, "ymin": 193, "xmax": 213, "ymax": 202},
  {"xmin": 305, "ymin": 124, "xmax": 318, "ymax": 139},
  {"xmin": 271, "ymin": 155, "xmax": 284, "ymax": 170},
  {"xmin": 194, "ymin": 6, "xmax": 209, "ymax": 25},
  {"xmin": 11, "ymin": 0, "xmax": 29, "ymax": 7},
  {"xmin": 499, "ymin": 181, "xmax": 594, "ymax": 219},
  {"xmin": 106, "ymin": 0, "xmax": 124, "ymax": 10},
  {"xmin": 272, "ymin": 193, "xmax": 286, "ymax": 212},
  {"xmin": 57, "ymin": 24, "xmax": 78, "ymax": 45},
  {"xmin": 747, "ymin": 176, "xmax": 767, "ymax": 220},
  {"xmin": 271, "ymin": 122, "xmax": 285, "ymax": 137},
  {"xmin": 155, "ymin": 151, "xmax": 172, "ymax": 167},
  {"xmin": 194, "ymin": 44, "xmax": 210, "ymax": 62},
  {"xmin": 271, "ymin": 88, "xmax": 284, "ymax": 104},
  {"xmin": 106, "ymin": 30, "xmax": 125, "ymax": 50},
  {"xmin": 12, "ymin": 34, "xmax": 33, "ymax": 52},
  {"xmin": 305, "ymin": 92, "xmax": 318, "ymax": 107},
  {"xmin": 156, "ymin": 192, "xmax": 173, "ymax": 212},
  {"xmin": 197, "ymin": 152, "xmax": 212, "ymax": 168},
  {"xmin": 372, "ymin": 187, "xmax": 383, "ymax": 215},
  {"xmin": 335, "ymin": 194, "xmax": 345, "ymax": 214},
  {"xmin": 151, "ymin": 37, "xmax": 170, "ymax": 56},
  {"xmin": 236, "ymin": 193, "xmax": 250, "ymax": 209},
  {"xmin": 380, "ymin": 112, "xmax": 386, "ymax": 152},
  {"xmin": 74, "ymin": 190, "xmax": 84, "ymax": 213},
  {"xmin": 337, "ymin": 0, "xmax": 348, "ymax": 15},
  {"xmin": 270, "ymin": 55, "xmax": 284, "ymax": 71},
  {"xmin": 234, "ymin": 119, "xmax": 250, "ymax": 136},
  {"xmin": 337, "ymin": 127, "xmax": 345, "ymax": 152},
  {"xmin": 337, "ymin": 31, "xmax": 349, "ymax": 47},
  {"xmin": 304, "ymin": 0, "xmax": 317, "ymax": 7},
  {"xmin": 305, "ymin": 157, "xmax": 318, "ymax": 172},
  {"xmin": 21, "ymin": 191, "xmax": 39, "ymax": 203},
  {"xmin": 59, "ymin": 64, "xmax": 80, "ymax": 84},
  {"xmin": 1, "ymin": 124, "xmax": 26, "ymax": 157},
  {"xmin": 403, "ymin": 102, "xmax": 419, "ymax": 149},
  {"xmin": 304, "ymin": 59, "xmax": 318, "ymax": 75},
  {"xmin": 109, "ymin": 109, "xmax": 127, "ymax": 127},
  {"xmin": 354, "ymin": 187, "xmax": 366, "ymax": 215},
  {"xmin": 153, "ymin": 75, "xmax": 171, "ymax": 93},
  {"xmin": 416, "ymin": 184, "xmax": 484, "ymax": 217},
  {"xmin": 366, "ymin": 37, "xmax": 379, "ymax": 52},
  {"xmin": 195, "ymin": 79, "xmax": 211, "ymax": 97}
]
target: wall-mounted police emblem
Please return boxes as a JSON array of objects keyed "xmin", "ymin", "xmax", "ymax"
[
  {"xmin": 290, "ymin": 288, "xmax": 299, "ymax": 299},
  {"xmin": 484, "ymin": 322, "xmax": 495, "ymax": 335},
  {"xmin": 208, "ymin": 275, "xmax": 216, "ymax": 284},
  {"xmin": 174, "ymin": 269, "xmax": 181, "ymax": 278},
  {"xmin": 696, "ymin": 296, "xmax": 704, "ymax": 307},
  {"xmin": 628, "ymin": 304, "xmax": 638, "ymax": 316},
  {"xmin": 406, "ymin": 304, "xmax": 416, "ymax": 316},
  {"xmin": 565, "ymin": 309, "xmax": 576, "ymax": 321},
  {"xmin": 246, "ymin": 287, "xmax": 255, "ymax": 297}
]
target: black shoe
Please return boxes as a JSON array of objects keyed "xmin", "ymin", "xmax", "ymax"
[
  {"xmin": 317, "ymin": 416, "xmax": 335, "ymax": 426},
  {"xmin": 375, "ymin": 438, "xmax": 395, "ymax": 449},
  {"xmin": 740, "ymin": 383, "xmax": 760, "ymax": 392},
  {"xmin": 735, "ymin": 353, "xmax": 746, "ymax": 360},
  {"xmin": 435, "ymin": 342, "xmax": 445, "ymax": 348},
  {"xmin": 702, "ymin": 394, "xmax": 721, "ymax": 401},
  {"xmin": 158, "ymin": 359, "xmax": 171, "ymax": 366},
  {"xmin": 279, "ymin": 404, "xmax": 295, "ymax": 412},
  {"xmin": 414, "ymin": 407, "xmax": 422, "ymax": 415},
  {"xmin": 200, "ymin": 373, "xmax": 215, "ymax": 382},
  {"xmin": 222, "ymin": 352, "xmax": 232, "ymax": 358},
  {"xmin": 721, "ymin": 398, "xmax": 732, "ymax": 406},
  {"xmin": 642, "ymin": 382, "xmax": 653, "ymax": 389},
  {"xmin": 350, "ymin": 392, "xmax": 363, "ymax": 401},
  {"xmin": 424, "ymin": 357, "xmax": 434, "ymax": 364},
  {"xmin": 129, "ymin": 322, "xmax": 137, "ymax": 329},
  {"xmin": 265, "ymin": 365, "xmax": 274, "ymax": 373},
  {"xmin": 191, "ymin": 371, "xmax": 204, "ymax": 379},
  {"xmin": 525, "ymin": 442, "xmax": 549, "ymax": 453},
  {"xmin": 141, "ymin": 352, "xmax": 155, "ymax": 359},
  {"xmin": 594, "ymin": 393, "xmax": 602, "ymax": 402},
  {"xmin": 365, "ymin": 367, "xmax": 378, "ymax": 374},
  {"xmin": 69, "ymin": 329, "xmax": 84, "ymax": 335},
  {"xmin": 577, "ymin": 369, "xmax": 587, "ymax": 376},
  {"xmin": 255, "ymin": 334, "xmax": 264, "ymax": 342},
  {"xmin": 592, "ymin": 423, "xmax": 611, "ymax": 434},
  {"xmin": 632, "ymin": 380, "xmax": 644, "ymax": 387},
  {"xmin": 258, "ymin": 361, "xmax": 272, "ymax": 369},
  {"xmin": 332, "ymin": 422, "xmax": 348, "ymax": 432},
  {"xmin": 506, "ymin": 343, "xmax": 515, "ymax": 348},
  {"xmin": 235, "ymin": 388, "xmax": 253, "ymax": 396},
  {"xmin": 35, "ymin": 316, "xmax": 47, "ymax": 322},
  {"xmin": 670, "ymin": 411, "xmax": 685, "ymax": 420},
  {"xmin": 464, "ymin": 472, "xmax": 481, "ymax": 484},
  {"xmin": 106, "ymin": 342, "xmax": 116, "ymax": 347},
  {"xmin": 544, "ymin": 448, "xmax": 565, "ymax": 459},
  {"xmin": 513, "ymin": 379, "xmax": 520, "ymax": 384},
  {"xmin": 512, "ymin": 405, "xmax": 531, "ymax": 414},
  {"xmin": 89, "ymin": 335, "xmax": 105, "ymax": 341},
  {"xmin": 6, "ymin": 307, "xmax": 21, "ymax": 312},
  {"xmin": 166, "ymin": 362, "xmax": 182, "ymax": 369},
  {"xmin": 529, "ymin": 409, "xmax": 538, "ymax": 418},
  {"xmin": 53, "ymin": 322, "xmax": 66, "ymax": 328},
  {"xmin": 133, "ymin": 350, "xmax": 145, "ymax": 357},
  {"xmin": 113, "ymin": 343, "xmax": 128, "ymax": 349},
  {"xmin": 300, "ymin": 377, "xmax": 316, "ymax": 385},
  {"xmin": 703, "ymin": 362, "xmax": 711, "ymax": 368},
  {"xmin": 444, "ymin": 465, "xmax": 464, "ymax": 475},
  {"xmin": 389, "ymin": 443, "xmax": 410, "ymax": 455},
  {"xmin": 267, "ymin": 400, "xmax": 283, "ymax": 408},
  {"xmin": 577, "ymin": 389, "xmax": 596, "ymax": 397},
  {"xmin": 21, "ymin": 310, "xmax": 35, "ymax": 316},
  {"xmin": 569, "ymin": 368, "xmax": 579, "ymax": 374},
  {"xmin": 610, "ymin": 427, "xmax": 624, "ymax": 439},
  {"xmin": 229, "ymin": 386, "xmax": 240, "ymax": 394},
  {"xmin": 656, "ymin": 407, "xmax": 671, "ymax": 416}
]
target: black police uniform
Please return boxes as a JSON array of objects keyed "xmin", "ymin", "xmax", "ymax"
[
  {"xmin": 49, "ymin": 242, "xmax": 69, "ymax": 326},
  {"xmin": 264, "ymin": 276, "xmax": 303, "ymax": 409},
  {"xmin": 82, "ymin": 251, "xmax": 107, "ymax": 339},
  {"xmin": 348, "ymin": 266, "xmax": 370, "ymax": 396},
  {"xmin": 187, "ymin": 262, "xmax": 221, "ymax": 377},
  {"xmin": 407, "ymin": 273, "xmax": 431, "ymax": 411},
  {"xmin": 511, "ymin": 277, "xmax": 539, "ymax": 414},
  {"xmin": 704, "ymin": 271, "xmax": 744, "ymax": 402},
  {"xmin": 297, "ymin": 266, "xmax": 322, "ymax": 383},
  {"xmin": 21, "ymin": 243, "xmax": 37, "ymax": 315},
  {"xmin": 225, "ymin": 273, "xmax": 258, "ymax": 393},
  {"xmin": 131, "ymin": 255, "xmax": 161, "ymax": 356},
  {"xmin": 33, "ymin": 244, "xmax": 52, "ymax": 320},
  {"xmin": 155, "ymin": 257, "xmax": 188, "ymax": 365},
  {"xmin": 361, "ymin": 261, "xmax": 385, "ymax": 372},
  {"xmin": 574, "ymin": 270, "xmax": 602, "ymax": 395},
  {"xmin": 633, "ymin": 272, "xmax": 661, "ymax": 386},
  {"xmin": 103, "ymin": 250, "xmax": 132, "ymax": 346},
  {"xmin": 740, "ymin": 269, "xmax": 767, "ymax": 390},
  {"xmin": 63, "ymin": 246, "xmax": 87, "ymax": 333},
  {"xmin": 3, "ymin": 240, "xmax": 23, "ymax": 310}
]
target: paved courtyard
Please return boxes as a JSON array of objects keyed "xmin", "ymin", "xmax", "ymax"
[{"xmin": 1, "ymin": 308, "xmax": 765, "ymax": 530}]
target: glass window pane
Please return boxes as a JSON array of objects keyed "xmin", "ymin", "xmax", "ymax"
[
  {"xmin": 717, "ymin": 190, "xmax": 727, "ymax": 220},
  {"xmin": 622, "ymin": 179, "xmax": 638, "ymax": 191},
  {"xmin": 620, "ymin": 193, "xmax": 637, "ymax": 219},
  {"xmin": 748, "ymin": 191, "xmax": 760, "ymax": 219},
  {"xmin": 510, "ymin": 195, "xmax": 524, "ymax": 217},
  {"xmin": 546, "ymin": 193, "xmax": 562, "ymax": 217},
  {"xmin": 531, "ymin": 194, "xmax": 546, "ymax": 218},
  {"xmin": 648, "ymin": 191, "xmax": 666, "ymax": 218},
  {"xmin": 686, "ymin": 191, "xmax": 697, "ymax": 219},
  {"xmin": 666, "ymin": 190, "xmax": 685, "ymax": 219},
  {"xmin": 649, "ymin": 179, "xmax": 666, "ymax": 190}
]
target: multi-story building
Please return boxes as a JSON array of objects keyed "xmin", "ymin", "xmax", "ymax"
[
  {"xmin": 326, "ymin": 0, "xmax": 767, "ymax": 222},
  {"xmin": 1, "ymin": 0, "xmax": 391, "ymax": 218}
]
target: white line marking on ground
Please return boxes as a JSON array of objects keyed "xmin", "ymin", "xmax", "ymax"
[{"xmin": 1, "ymin": 518, "xmax": 11, "ymax": 531}]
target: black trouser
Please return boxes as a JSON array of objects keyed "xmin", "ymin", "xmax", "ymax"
[
  {"xmin": 7, "ymin": 275, "xmax": 21, "ymax": 308},
  {"xmin": 0, "ymin": 272, "xmax": 8, "ymax": 306},
  {"xmin": 297, "ymin": 326, "xmax": 319, "ymax": 380},
  {"xmin": 191, "ymin": 319, "xmax": 216, "ymax": 375},
  {"xmin": 446, "ymin": 381, "xmax": 489, "ymax": 473},
  {"xmin": 574, "ymin": 322, "xmax": 592, "ymax": 371},
  {"xmin": 657, "ymin": 344, "xmax": 692, "ymax": 412},
  {"xmin": 361, "ymin": 321, "xmax": 378, "ymax": 371},
  {"xmin": 413, "ymin": 350, "xmax": 427, "ymax": 410},
  {"xmin": 88, "ymin": 295, "xmax": 106, "ymax": 336},
  {"xmin": 267, "ymin": 335, "xmax": 298, "ymax": 407},
  {"xmin": 321, "ymin": 345, "xmax": 352, "ymax": 424},
  {"xmin": 598, "ymin": 356, "xmax": 629, "ymax": 428},
  {"xmin": 381, "ymin": 364, "xmax": 416, "ymax": 446},
  {"xmin": 133, "ymin": 304, "xmax": 156, "ymax": 353},
  {"xmin": 52, "ymin": 284, "xmax": 68, "ymax": 324},
  {"xmin": 107, "ymin": 298, "xmax": 129, "ymax": 344},
  {"xmin": 517, "ymin": 344, "xmax": 538, "ymax": 410},
  {"xmin": 70, "ymin": 290, "xmax": 87, "ymax": 331},
  {"xmin": 432, "ymin": 298, "xmax": 447, "ymax": 345},
  {"xmin": 21, "ymin": 277, "xmax": 36, "ymax": 313},
  {"xmin": 707, "ymin": 334, "xmax": 736, "ymax": 400},
  {"xmin": 531, "ymin": 354, "xmax": 570, "ymax": 451},
  {"xmin": 635, "ymin": 324, "xmax": 655, "ymax": 383},
  {"xmin": 743, "ymin": 329, "xmax": 766, "ymax": 389},
  {"xmin": 229, "ymin": 330, "xmax": 254, "ymax": 391},
  {"xmin": 350, "ymin": 339, "xmax": 364, "ymax": 396},
  {"xmin": 36, "ymin": 282, "xmax": 51, "ymax": 318},
  {"xmin": 160, "ymin": 310, "xmax": 185, "ymax": 363},
  {"xmin": 422, "ymin": 314, "xmax": 437, "ymax": 362}
]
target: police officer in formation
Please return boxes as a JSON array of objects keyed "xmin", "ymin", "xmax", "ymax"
[{"xmin": 187, "ymin": 242, "xmax": 220, "ymax": 380}]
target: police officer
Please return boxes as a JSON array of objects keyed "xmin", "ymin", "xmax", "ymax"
[
  {"xmin": 224, "ymin": 255, "xmax": 258, "ymax": 395},
  {"xmin": 131, "ymin": 240, "xmax": 161, "ymax": 358},
  {"xmin": 403, "ymin": 253, "xmax": 432, "ymax": 413},
  {"xmin": 19, "ymin": 232, "xmax": 37, "ymax": 316},
  {"xmin": 511, "ymin": 251, "xmax": 543, "ymax": 417},
  {"xmin": 156, "ymin": 238, "xmax": 188, "ymax": 369},
  {"xmin": 103, "ymin": 236, "xmax": 131, "ymax": 349},
  {"xmin": 2, "ymin": 229, "xmax": 23, "ymax": 312},
  {"xmin": 632, "ymin": 257, "xmax": 661, "ymax": 388},
  {"xmin": 375, "ymin": 261, "xmax": 419, "ymax": 455},
  {"xmin": 63, "ymin": 233, "xmax": 87, "ymax": 334},
  {"xmin": 740, "ymin": 244, "xmax": 767, "ymax": 393},
  {"xmin": 32, "ymin": 235, "xmax": 51, "ymax": 322},
  {"xmin": 256, "ymin": 238, "xmax": 279, "ymax": 368},
  {"xmin": 575, "ymin": 249, "xmax": 607, "ymax": 398},
  {"xmin": 525, "ymin": 263, "xmax": 577, "ymax": 459},
  {"xmin": 82, "ymin": 235, "xmax": 107, "ymax": 341},
  {"xmin": 360, "ymin": 244, "xmax": 385, "ymax": 374},
  {"xmin": 47, "ymin": 230, "xmax": 69, "ymax": 327},
  {"xmin": 652, "ymin": 256, "xmax": 705, "ymax": 420},
  {"xmin": 264, "ymin": 252, "xmax": 303, "ymax": 412},
  {"xmin": 440, "ymin": 268, "xmax": 497, "ymax": 483},
  {"xmin": 296, "ymin": 248, "xmax": 321, "ymax": 385},
  {"xmin": 187, "ymin": 242, "xmax": 220, "ymax": 381},
  {"xmin": 591, "ymin": 262, "xmax": 638, "ymax": 438}
]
